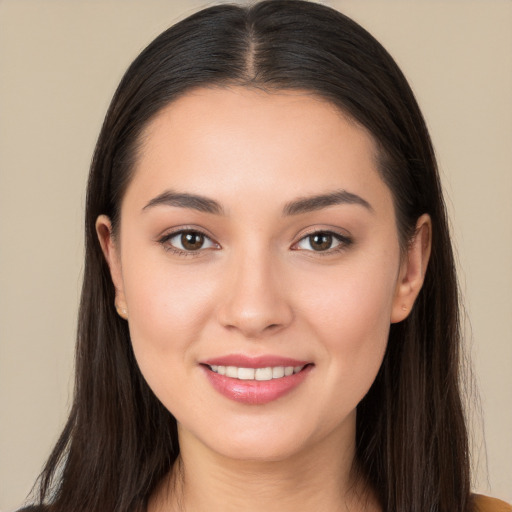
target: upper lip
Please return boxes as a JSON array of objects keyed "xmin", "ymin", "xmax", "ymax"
[{"xmin": 201, "ymin": 354, "xmax": 311, "ymax": 368}]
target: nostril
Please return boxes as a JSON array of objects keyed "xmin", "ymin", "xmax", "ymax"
[{"xmin": 216, "ymin": 290, "xmax": 294, "ymax": 338}]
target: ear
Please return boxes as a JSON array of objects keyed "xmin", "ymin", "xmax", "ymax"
[
  {"xmin": 391, "ymin": 214, "xmax": 432, "ymax": 323},
  {"xmin": 96, "ymin": 215, "xmax": 128, "ymax": 320}
]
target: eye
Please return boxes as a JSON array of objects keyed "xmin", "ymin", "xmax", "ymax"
[
  {"xmin": 294, "ymin": 231, "xmax": 352, "ymax": 253},
  {"xmin": 159, "ymin": 229, "xmax": 218, "ymax": 254}
]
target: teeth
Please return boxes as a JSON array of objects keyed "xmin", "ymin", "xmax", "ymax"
[
  {"xmin": 209, "ymin": 364, "xmax": 305, "ymax": 380},
  {"xmin": 272, "ymin": 366, "xmax": 285, "ymax": 378},
  {"xmin": 238, "ymin": 367, "xmax": 255, "ymax": 380},
  {"xmin": 226, "ymin": 366, "xmax": 238, "ymax": 378},
  {"xmin": 255, "ymin": 367, "xmax": 272, "ymax": 381}
]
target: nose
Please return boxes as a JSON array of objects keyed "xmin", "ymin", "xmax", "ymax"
[{"xmin": 216, "ymin": 249, "xmax": 294, "ymax": 339}]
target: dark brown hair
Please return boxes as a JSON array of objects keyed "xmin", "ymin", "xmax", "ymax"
[{"xmin": 29, "ymin": 1, "xmax": 471, "ymax": 511}]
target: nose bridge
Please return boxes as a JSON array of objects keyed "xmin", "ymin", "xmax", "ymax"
[{"xmin": 217, "ymin": 241, "xmax": 293, "ymax": 338}]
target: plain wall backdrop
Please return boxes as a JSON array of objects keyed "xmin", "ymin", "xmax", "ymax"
[{"xmin": 0, "ymin": 0, "xmax": 511, "ymax": 510}]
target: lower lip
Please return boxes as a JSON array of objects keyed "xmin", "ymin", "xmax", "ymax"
[{"xmin": 202, "ymin": 365, "xmax": 313, "ymax": 405}]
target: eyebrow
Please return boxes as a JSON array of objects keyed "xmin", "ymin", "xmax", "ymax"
[
  {"xmin": 282, "ymin": 189, "xmax": 374, "ymax": 216},
  {"xmin": 142, "ymin": 188, "xmax": 373, "ymax": 216},
  {"xmin": 142, "ymin": 190, "xmax": 224, "ymax": 215}
]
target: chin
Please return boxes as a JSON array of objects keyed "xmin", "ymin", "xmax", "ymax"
[{"xmin": 181, "ymin": 410, "xmax": 348, "ymax": 465}]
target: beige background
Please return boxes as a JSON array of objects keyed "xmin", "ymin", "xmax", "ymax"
[{"xmin": 0, "ymin": 0, "xmax": 510, "ymax": 510}]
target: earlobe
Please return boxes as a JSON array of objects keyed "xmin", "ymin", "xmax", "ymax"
[
  {"xmin": 95, "ymin": 215, "xmax": 128, "ymax": 319},
  {"xmin": 391, "ymin": 214, "xmax": 432, "ymax": 323}
]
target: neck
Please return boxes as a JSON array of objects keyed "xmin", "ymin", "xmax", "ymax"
[{"xmin": 149, "ymin": 415, "xmax": 379, "ymax": 512}]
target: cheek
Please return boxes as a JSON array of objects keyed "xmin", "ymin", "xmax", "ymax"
[
  {"xmin": 121, "ymin": 252, "xmax": 219, "ymax": 377},
  {"xmin": 300, "ymin": 249, "xmax": 398, "ymax": 338},
  {"xmin": 122, "ymin": 262, "xmax": 223, "ymax": 418},
  {"xmin": 298, "ymin": 252, "xmax": 397, "ymax": 393}
]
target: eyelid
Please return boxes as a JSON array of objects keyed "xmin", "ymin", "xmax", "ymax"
[
  {"xmin": 156, "ymin": 225, "xmax": 352, "ymax": 256},
  {"xmin": 291, "ymin": 227, "xmax": 353, "ymax": 254},
  {"xmin": 157, "ymin": 226, "xmax": 220, "ymax": 256}
]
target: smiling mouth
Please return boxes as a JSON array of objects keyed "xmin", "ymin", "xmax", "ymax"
[
  {"xmin": 202, "ymin": 361, "xmax": 313, "ymax": 404},
  {"xmin": 206, "ymin": 364, "xmax": 307, "ymax": 381}
]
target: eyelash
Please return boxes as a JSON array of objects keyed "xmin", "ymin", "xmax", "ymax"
[
  {"xmin": 158, "ymin": 228, "xmax": 219, "ymax": 257},
  {"xmin": 157, "ymin": 228, "xmax": 353, "ymax": 257},
  {"xmin": 292, "ymin": 230, "xmax": 353, "ymax": 255}
]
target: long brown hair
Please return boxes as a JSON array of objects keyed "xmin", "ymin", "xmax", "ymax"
[{"xmin": 30, "ymin": 1, "xmax": 470, "ymax": 511}]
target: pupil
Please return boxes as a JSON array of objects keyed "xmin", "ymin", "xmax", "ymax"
[
  {"xmin": 311, "ymin": 233, "xmax": 332, "ymax": 251},
  {"xmin": 182, "ymin": 232, "xmax": 204, "ymax": 250}
]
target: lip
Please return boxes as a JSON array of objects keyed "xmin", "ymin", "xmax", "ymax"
[
  {"xmin": 200, "ymin": 354, "xmax": 313, "ymax": 405},
  {"xmin": 202, "ymin": 354, "xmax": 310, "ymax": 368}
]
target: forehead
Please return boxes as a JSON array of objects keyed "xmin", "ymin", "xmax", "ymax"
[{"xmin": 126, "ymin": 86, "xmax": 392, "ymax": 215}]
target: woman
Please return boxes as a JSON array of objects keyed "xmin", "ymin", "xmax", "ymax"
[{"xmin": 19, "ymin": 1, "xmax": 511, "ymax": 511}]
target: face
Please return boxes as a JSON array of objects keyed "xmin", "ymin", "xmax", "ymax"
[{"xmin": 98, "ymin": 87, "xmax": 429, "ymax": 462}]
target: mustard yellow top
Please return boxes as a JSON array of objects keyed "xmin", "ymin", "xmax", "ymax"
[{"xmin": 474, "ymin": 494, "xmax": 512, "ymax": 512}]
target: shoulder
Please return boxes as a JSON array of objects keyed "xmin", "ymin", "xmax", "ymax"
[{"xmin": 474, "ymin": 494, "xmax": 512, "ymax": 512}]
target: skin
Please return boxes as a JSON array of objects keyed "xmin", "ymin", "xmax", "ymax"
[{"xmin": 97, "ymin": 87, "xmax": 431, "ymax": 512}]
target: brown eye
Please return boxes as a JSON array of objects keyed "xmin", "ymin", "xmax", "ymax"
[
  {"xmin": 309, "ymin": 233, "xmax": 333, "ymax": 251},
  {"xmin": 294, "ymin": 231, "xmax": 351, "ymax": 253},
  {"xmin": 181, "ymin": 232, "xmax": 205, "ymax": 251},
  {"xmin": 161, "ymin": 229, "xmax": 217, "ymax": 254}
]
